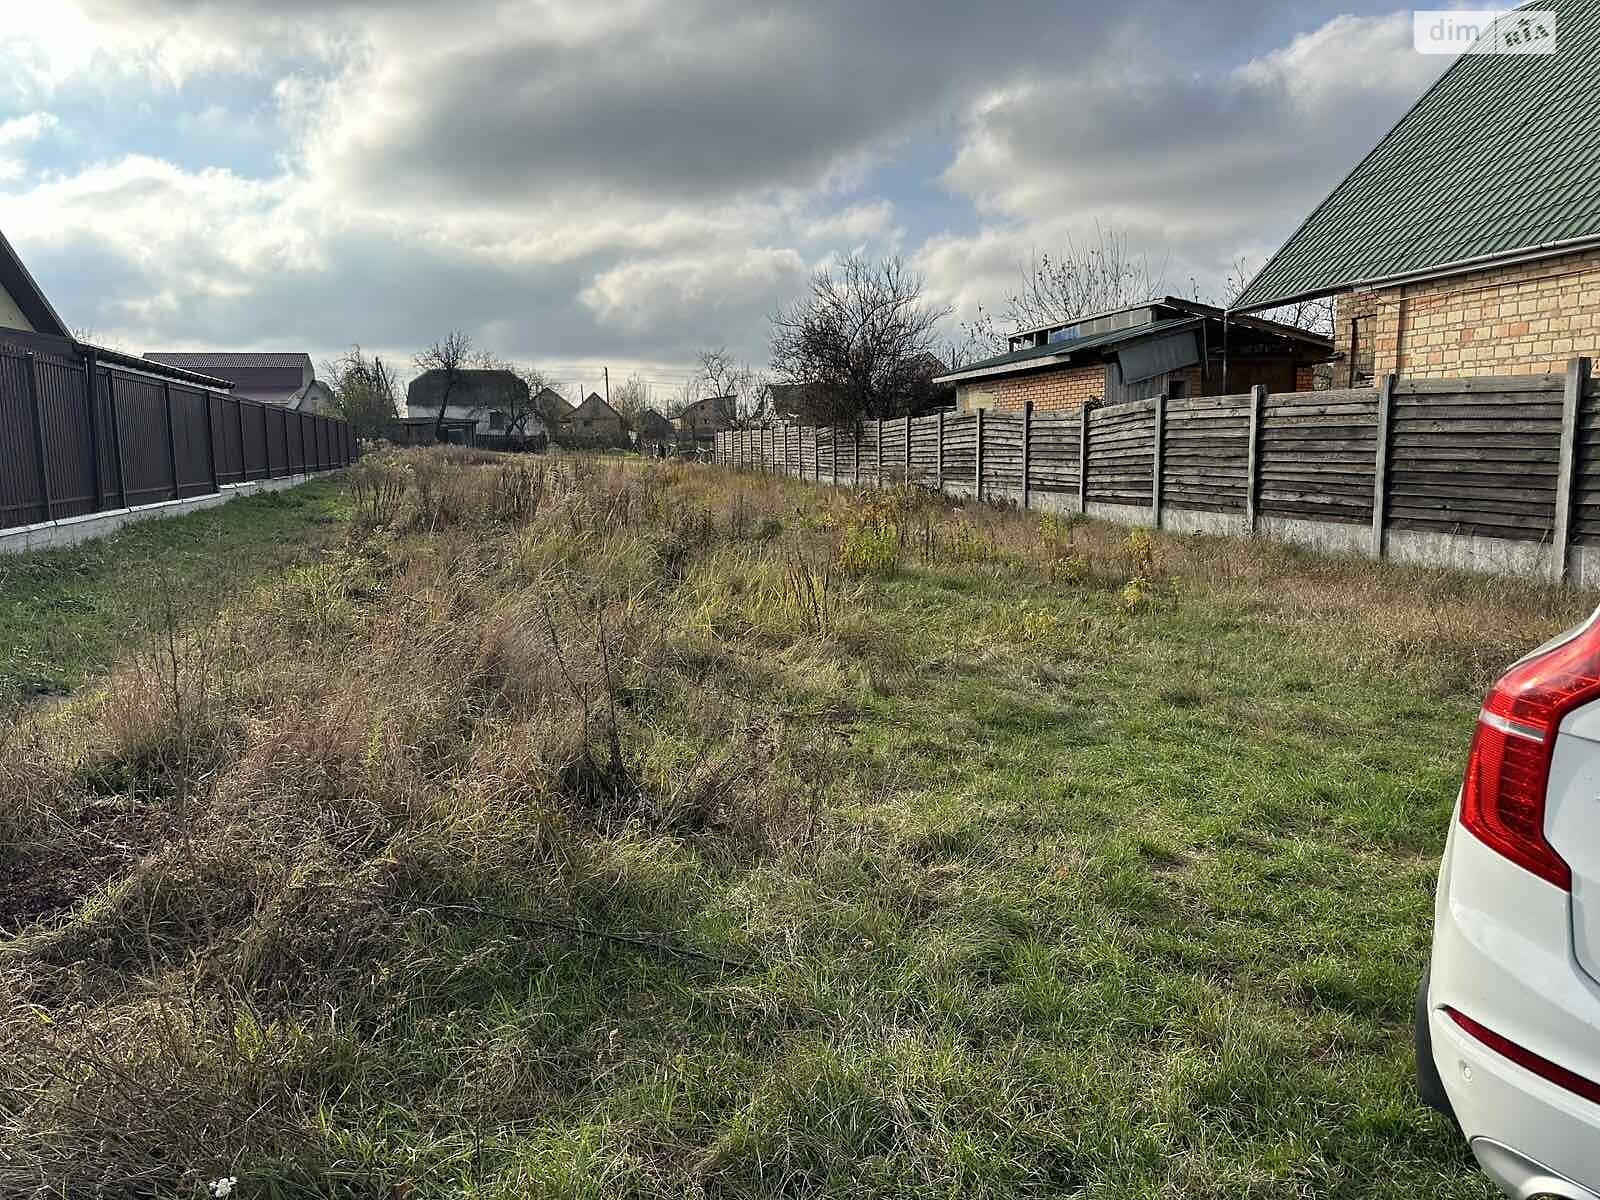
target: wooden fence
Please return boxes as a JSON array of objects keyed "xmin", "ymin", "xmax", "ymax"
[
  {"xmin": 0, "ymin": 342, "xmax": 355, "ymax": 532},
  {"xmin": 713, "ymin": 359, "xmax": 1600, "ymax": 585}
]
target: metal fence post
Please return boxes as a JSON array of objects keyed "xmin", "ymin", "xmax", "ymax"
[
  {"xmin": 1151, "ymin": 392, "xmax": 1166, "ymax": 529},
  {"xmin": 25, "ymin": 354, "xmax": 52, "ymax": 522},
  {"xmin": 936, "ymin": 411, "xmax": 945, "ymax": 493},
  {"xmin": 1553, "ymin": 358, "xmax": 1589, "ymax": 584},
  {"xmin": 205, "ymin": 394, "xmax": 219, "ymax": 493},
  {"xmin": 1246, "ymin": 384, "xmax": 1266, "ymax": 533},
  {"xmin": 1371, "ymin": 374, "xmax": 1395, "ymax": 559},
  {"xmin": 82, "ymin": 349, "xmax": 104, "ymax": 512},
  {"xmin": 108, "ymin": 372, "xmax": 127, "ymax": 507},
  {"xmin": 1022, "ymin": 401, "xmax": 1033, "ymax": 511},
  {"xmin": 1077, "ymin": 403, "xmax": 1090, "ymax": 514},
  {"xmin": 162, "ymin": 381, "xmax": 180, "ymax": 499},
  {"xmin": 974, "ymin": 406, "xmax": 984, "ymax": 500}
]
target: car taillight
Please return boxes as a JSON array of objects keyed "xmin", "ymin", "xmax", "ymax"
[{"xmin": 1460, "ymin": 619, "xmax": 1600, "ymax": 891}]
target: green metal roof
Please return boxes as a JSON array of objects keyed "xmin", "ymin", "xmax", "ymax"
[{"xmin": 1235, "ymin": 0, "xmax": 1600, "ymax": 312}]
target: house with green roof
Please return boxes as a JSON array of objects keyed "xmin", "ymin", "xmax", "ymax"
[{"xmin": 1233, "ymin": 0, "xmax": 1600, "ymax": 384}]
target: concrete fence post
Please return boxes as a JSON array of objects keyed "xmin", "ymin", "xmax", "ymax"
[
  {"xmin": 1245, "ymin": 384, "xmax": 1267, "ymax": 533},
  {"xmin": 853, "ymin": 423, "xmax": 861, "ymax": 488},
  {"xmin": 1553, "ymin": 357, "xmax": 1590, "ymax": 584},
  {"xmin": 1077, "ymin": 403, "xmax": 1090, "ymax": 514},
  {"xmin": 975, "ymin": 406, "xmax": 985, "ymax": 500},
  {"xmin": 936, "ymin": 411, "xmax": 944, "ymax": 493},
  {"xmin": 875, "ymin": 418, "xmax": 883, "ymax": 487},
  {"xmin": 905, "ymin": 415, "xmax": 912, "ymax": 486},
  {"xmin": 1371, "ymin": 374, "xmax": 1395, "ymax": 559},
  {"xmin": 1022, "ymin": 401, "xmax": 1033, "ymax": 510},
  {"xmin": 1151, "ymin": 391, "xmax": 1166, "ymax": 529}
]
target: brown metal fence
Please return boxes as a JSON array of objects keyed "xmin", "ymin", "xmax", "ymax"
[{"xmin": 0, "ymin": 342, "xmax": 354, "ymax": 531}]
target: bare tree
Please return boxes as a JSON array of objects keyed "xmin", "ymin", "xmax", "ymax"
[
  {"xmin": 1218, "ymin": 256, "xmax": 1336, "ymax": 338},
  {"xmin": 963, "ymin": 224, "xmax": 1162, "ymax": 355},
  {"xmin": 414, "ymin": 331, "xmax": 473, "ymax": 442},
  {"xmin": 324, "ymin": 344, "xmax": 399, "ymax": 438},
  {"xmin": 609, "ymin": 372, "xmax": 652, "ymax": 425},
  {"xmin": 768, "ymin": 255, "xmax": 949, "ymax": 423}
]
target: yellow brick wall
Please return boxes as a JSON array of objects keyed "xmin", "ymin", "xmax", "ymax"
[
  {"xmin": 1334, "ymin": 247, "xmax": 1600, "ymax": 380},
  {"xmin": 958, "ymin": 363, "xmax": 1107, "ymax": 414}
]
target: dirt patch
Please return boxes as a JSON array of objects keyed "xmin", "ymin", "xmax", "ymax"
[{"xmin": 0, "ymin": 801, "xmax": 155, "ymax": 933}]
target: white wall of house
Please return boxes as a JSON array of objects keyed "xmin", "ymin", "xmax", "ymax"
[{"xmin": 0, "ymin": 282, "xmax": 35, "ymax": 333}]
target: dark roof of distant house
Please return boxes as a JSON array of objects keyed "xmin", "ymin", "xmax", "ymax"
[
  {"xmin": 634, "ymin": 409, "xmax": 676, "ymax": 436},
  {"xmin": 1235, "ymin": 0, "xmax": 1600, "ymax": 311},
  {"xmin": 531, "ymin": 386, "xmax": 574, "ymax": 421},
  {"xmin": 145, "ymin": 351, "xmax": 312, "ymax": 371},
  {"xmin": 406, "ymin": 367, "xmax": 529, "ymax": 408},
  {"xmin": 935, "ymin": 298, "xmax": 1330, "ymax": 384},
  {"xmin": 0, "ymin": 227, "xmax": 69, "ymax": 338},
  {"xmin": 571, "ymin": 392, "xmax": 625, "ymax": 423},
  {"xmin": 680, "ymin": 394, "xmax": 735, "ymax": 417}
]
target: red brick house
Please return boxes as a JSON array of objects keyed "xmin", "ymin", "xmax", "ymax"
[{"xmin": 934, "ymin": 297, "xmax": 1330, "ymax": 414}]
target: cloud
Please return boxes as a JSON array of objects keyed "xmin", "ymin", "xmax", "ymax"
[{"xmin": 0, "ymin": 0, "xmax": 1451, "ymax": 375}]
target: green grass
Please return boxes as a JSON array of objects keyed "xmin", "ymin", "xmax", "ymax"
[
  {"xmin": 0, "ymin": 479, "xmax": 349, "ymax": 705},
  {"xmin": 6, "ymin": 458, "xmax": 1549, "ymax": 1197}
]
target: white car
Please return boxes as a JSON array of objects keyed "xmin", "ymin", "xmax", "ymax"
[{"xmin": 1421, "ymin": 609, "xmax": 1600, "ymax": 1198}]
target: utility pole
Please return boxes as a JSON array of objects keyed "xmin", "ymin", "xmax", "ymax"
[{"xmin": 604, "ymin": 367, "xmax": 610, "ymax": 404}]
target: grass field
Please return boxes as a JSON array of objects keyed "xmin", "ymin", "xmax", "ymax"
[
  {"xmin": 0, "ymin": 479, "xmax": 350, "ymax": 707},
  {"xmin": 1, "ymin": 449, "xmax": 1592, "ymax": 1198}
]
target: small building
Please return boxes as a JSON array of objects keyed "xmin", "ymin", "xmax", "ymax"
[
  {"xmin": 1232, "ymin": 1, "xmax": 1600, "ymax": 381},
  {"xmin": 565, "ymin": 391, "xmax": 630, "ymax": 446},
  {"xmin": 676, "ymin": 394, "xmax": 735, "ymax": 442},
  {"xmin": 633, "ymin": 408, "xmax": 678, "ymax": 455},
  {"xmin": 934, "ymin": 298, "xmax": 1331, "ymax": 413},
  {"xmin": 530, "ymin": 386, "xmax": 574, "ymax": 437},
  {"xmin": 384, "ymin": 415, "xmax": 481, "ymax": 446},
  {"xmin": 144, "ymin": 351, "xmax": 335, "ymax": 412},
  {"xmin": 406, "ymin": 368, "xmax": 530, "ymax": 439}
]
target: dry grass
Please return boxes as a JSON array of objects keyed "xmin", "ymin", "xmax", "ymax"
[{"xmin": 0, "ymin": 449, "xmax": 1586, "ymax": 1198}]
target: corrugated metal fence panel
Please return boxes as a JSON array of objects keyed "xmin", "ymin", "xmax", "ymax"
[
  {"xmin": 287, "ymin": 410, "xmax": 306, "ymax": 472},
  {"xmin": 38, "ymin": 355, "xmax": 96, "ymax": 519},
  {"xmin": 1030, "ymin": 412, "xmax": 1079, "ymax": 493},
  {"xmin": 0, "ymin": 353, "xmax": 43, "ymax": 527},
  {"xmin": 266, "ymin": 406, "xmax": 288, "ymax": 476},
  {"xmin": 982, "ymin": 412, "xmax": 1023, "ymax": 492},
  {"xmin": 1086, "ymin": 398, "xmax": 1155, "ymax": 506},
  {"xmin": 90, "ymin": 369, "xmax": 121, "ymax": 505},
  {"xmin": 242, "ymin": 404, "xmax": 268, "ymax": 478},
  {"xmin": 116, "ymin": 375, "xmax": 177, "ymax": 507},
  {"xmin": 1163, "ymin": 393, "xmax": 1251, "ymax": 514},
  {"xmin": 1259, "ymin": 387, "xmax": 1378, "ymax": 525},
  {"xmin": 1388, "ymin": 381, "xmax": 1555, "ymax": 540},
  {"xmin": 171, "ymin": 387, "xmax": 214, "ymax": 497}
]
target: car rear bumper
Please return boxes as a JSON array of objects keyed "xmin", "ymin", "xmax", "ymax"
[{"xmin": 1428, "ymin": 816, "xmax": 1600, "ymax": 1196}]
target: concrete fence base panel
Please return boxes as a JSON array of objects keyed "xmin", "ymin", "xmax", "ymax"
[
  {"xmin": 0, "ymin": 471, "xmax": 332, "ymax": 556},
  {"xmin": 714, "ymin": 360, "xmax": 1600, "ymax": 586}
]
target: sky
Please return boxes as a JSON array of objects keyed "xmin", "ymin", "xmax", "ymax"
[{"xmin": 0, "ymin": 1, "xmax": 1450, "ymax": 404}]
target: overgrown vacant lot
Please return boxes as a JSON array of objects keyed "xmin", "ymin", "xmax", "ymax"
[{"xmin": 2, "ymin": 449, "xmax": 1591, "ymax": 1198}]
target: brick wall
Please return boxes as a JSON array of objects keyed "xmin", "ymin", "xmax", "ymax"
[
  {"xmin": 957, "ymin": 364, "xmax": 1107, "ymax": 414},
  {"xmin": 1334, "ymin": 247, "xmax": 1600, "ymax": 380}
]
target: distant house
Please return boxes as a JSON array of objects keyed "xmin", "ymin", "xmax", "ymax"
[
  {"xmin": 676, "ymin": 395, "xmax": 735, "ymax": 442},
  {"xmin": 0, "ymin": 228, "xmax": 69, "ymax": 340},
  {"xmin": 566, "ymin": 392, "xmax": 630, "ymax": 446},
  {"xmin": 934, "ymin": 298, "xmax": 1331, "ymax": 414},
  {"xmin": 1232, "ymin": 1, "xmax": 1600, "ymax": 381},
  {"xmin": 633, "ymin": 408, "xmax": 677, "ymax": 454},
  {"xmin": 405, "ymin": 368, "xmax": 530, "ymax": 438},
  {"xmin": 770, "ymin": 354, "xmax": 954, "ymax": 422},
  {"xmin": 143, "ymin": 352, "xmax": 335, "ymax": 413},
  {"xmin": 530, "ymin": 387, "xmax": 574, "ymax": 437}
]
